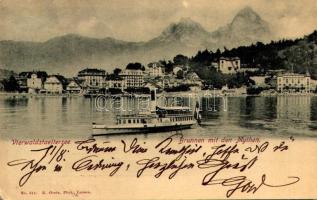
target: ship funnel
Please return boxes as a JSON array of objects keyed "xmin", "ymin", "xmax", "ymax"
[
  {"xmin": 194, "ymin": 101, "xmax": 202, "ymax": 124},
  {"xmin": 150, "ymin": 88, "xmax": 157, "ymax": 112}
]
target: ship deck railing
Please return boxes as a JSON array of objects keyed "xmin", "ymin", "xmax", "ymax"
[{"xmin": 115, "ymin": 113, "xmax": 194, "ymax": 120}]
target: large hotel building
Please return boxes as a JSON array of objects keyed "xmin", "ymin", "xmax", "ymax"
[{"xmin": 277, "ymin": 72, "xmax": 311, "ymax": 93}]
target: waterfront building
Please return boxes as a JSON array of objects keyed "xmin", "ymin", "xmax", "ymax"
[
  {"xmin": 16, "ymin": 72, "xmax": 31, "ymax": 92},
  {"xmin": 120, "ymin": 69, "xmax": 144, "ymax": 88},
  {"xmin": 27, "ymin": 71, "xmax": 48, "ymax": 93},
  {"xmin": 147, "ymin": 62, "xmax": 164, "ymax": 77},
  {"xmin": 276, "ymin": 72, "xmax": 311, "ymax": 93},
  {"xmin": 310, "ymin": 79, "xmax": 317, "ymax": 92},
  {"xmin": 104, "ymin": 74, "xmax": 126, "ymax": 91},
  {"xmin": 162, "ymin": 75, "xmax": 182, "ymax": 88},
  {"xmin": 173, "ymin": 66, "xmax": 183, "ymax": 75},
  {"xmin": 66, "ymin": 78, "xmax": 83, "ymax": 94},
  {"xmin": 17, "ymin": 71, "xmax": 47, "ymax": 93},
  {"xmin": 218, "ymin": 57, "xmax": 240, "ymax": 74},
  {"xmin": 44, "ymin": 75, "xmax": 67, "ymax": 94},
  {"xmin": 184, "ymin": 72, "xmax": 203, "ymax": 86},
  {"xmin": 186, "ymin": 72, "xmax": 201, "ymax": 81},
  {"xmin": 77, "ymin": 68, "xmax": 106, "ymax": 89}
]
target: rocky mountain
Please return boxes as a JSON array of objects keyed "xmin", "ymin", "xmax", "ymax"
[
  {"xmin": 211, "ymin": 6, "xmax": 272, "ymax": 48},
  {"xmin": 0, "ymin": 6, "xmax": 274, "ymax": 75},
  {"xmin": 0, "ymin": 35, "xmax": 143, "ymax": 75},
  {"xmin": 149, "ymin": 18, "xmax": 215, "ymax": 47}
]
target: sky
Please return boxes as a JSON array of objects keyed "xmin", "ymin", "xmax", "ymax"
[{"xmin": 0, "ymin": 0, "xmax": 316, "ymax": 42}]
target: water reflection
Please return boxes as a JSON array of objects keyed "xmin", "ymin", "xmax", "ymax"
[
  {"xmin": 311, "ymin": 97, "xmax": 317, "ymax": 121},
  {"xmin": 277, "ymin": 96, "xmax": 310, "ymax": 121},
  {"xmin": 0, "ymin": 95, "xmax": 316, "ymax": 139},
  {"xmin": 3, "ymin": 96, "xmax": 29, "ymax": 108}
]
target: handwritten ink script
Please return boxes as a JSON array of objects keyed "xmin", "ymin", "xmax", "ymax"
[{"xmin": 7, "ymin": 134, "xmax": 299, "ymax": 198}]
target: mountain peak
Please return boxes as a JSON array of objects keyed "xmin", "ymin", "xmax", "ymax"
[
  {"xmin": 211, "ymin": 6, "xmax": 272, "ymax": 48},
  {"xmin": 160, "ymin": 17, "xmax": 208, "ymax": 37},
  {"xmin": 238, "ymin": 6, "xmax": 256, "ymax": 14},
  {"xmin": 178, "ymin": 17, "xmax": 198, "ymax": 25},
  {"xmin": 233, "ymin": 6, "xmax": 261, "ymax": 23},
  {"xmin": 150, "ymin": 17, "xmax": 211, "ymax": 47},
  {"xmin": 45, "ymin": 33, "xmax": 89, "ymax": 43}
]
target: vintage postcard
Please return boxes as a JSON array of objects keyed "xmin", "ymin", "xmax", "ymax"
[{"xmin": 0, "ymin": 0, "xmax": 317, "ymax": 199}]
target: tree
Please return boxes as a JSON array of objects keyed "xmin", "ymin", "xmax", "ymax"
[
  {"xmin": 192, "ymin": 49, "xmax": 213, "ymax": 64},
  {"xmin": 1, "ymin": 75, "xmax": 20, "ymax": 92},
  {"xmin": 173, "ymin": 54, "xmax": 189, "ymax": 65},
  {"xmin": 161, "ymin": 60, "xmax": 173, "ymax": 74},
  {"xmin": 193, "ymin": 65, "xmax": 225, "ymax": 89},
  {"xmin": 113, "ymin": 68, "xmax": 122, "ymax": 75},
  {"xmin": 126, "ymin": 62, "xmax": 144, "ymax": 70},
  {"xmin": 176, "ymin": 70, "xmax": 184, "ymax": 79},
  {"xmin": 208, "ymin": 71, "xmax": 225, "ymax": 89},
  {"xmin": 223, "ymin": 72, "xmax": 251, "ymax": 88},
  {"xmin": 214, "ymin": 48, "xmax": 221, "ymax": 59}
]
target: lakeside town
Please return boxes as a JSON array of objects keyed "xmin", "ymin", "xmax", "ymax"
[
  {"xmin": 1, "ymin": 28, "xmax": 317, "ymax": 97},
  {"xmin": 1, "ymin": 54, "xmax": 317, "ymax": 97}
]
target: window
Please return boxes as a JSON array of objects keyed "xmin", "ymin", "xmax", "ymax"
[{"xmin": 128, "ymin": 120, "xmax": 131, "ymax": 123}]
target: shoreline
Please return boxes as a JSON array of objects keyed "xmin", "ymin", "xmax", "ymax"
[
  {"xmin": 0, "ymin": 92, "xmax": 82, "ymax": 97},
  {"xmin": 0, "ymin": 91, "xmax": 316, "ymax": 98}
]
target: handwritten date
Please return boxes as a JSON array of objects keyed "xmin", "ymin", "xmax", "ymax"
[{"xmin": 7, "ymin": 144, "xmax": 68, "ymax": 187}]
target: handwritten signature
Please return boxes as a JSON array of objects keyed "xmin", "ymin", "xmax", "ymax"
[
  {"xmin": 196, "ymin": 143, "xmax": 299, "ymax": 197},
  {"xmin": 204, "ymin": 174, "xmax": 299, "ymax": 197}
]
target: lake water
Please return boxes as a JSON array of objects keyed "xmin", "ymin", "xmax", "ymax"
[{"xmin": 0, "ymin": 94, "xmax": 316, "ymax": 140}]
